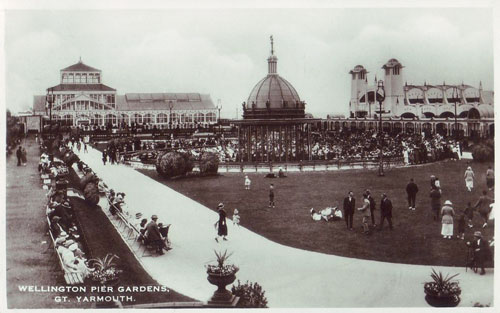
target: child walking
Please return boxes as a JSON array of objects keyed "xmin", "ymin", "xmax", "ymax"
[{"xmin": 269, "ymin": 184, "xmax": 275, "ymax": 208}]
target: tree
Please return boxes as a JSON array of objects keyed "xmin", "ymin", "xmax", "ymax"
[
  {"xmin": 156, "ymin": 151, "xmax": 194, "ymax": 178},
  {"xmin": 83, "ymin": 182, "xmax": 100, "ymax": 206},
  {"xmin": 199, "ymin": 152, "xmax": 220, "ymax": 175}
]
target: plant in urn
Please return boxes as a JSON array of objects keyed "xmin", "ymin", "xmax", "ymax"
[{"xmin": 205, "ymin": 250, "xmax": 239, "ymax": 307}]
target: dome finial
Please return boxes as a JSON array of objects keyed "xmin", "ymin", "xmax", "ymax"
[
  {"xmin": 79, "ymin": 56, "xmax": 82, "ymax": 63},
  {"xmin": 270, "ymin": 35, "xmax": 274, "ymax": 55}
]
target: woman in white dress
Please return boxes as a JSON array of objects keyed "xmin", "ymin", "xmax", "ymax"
[{"xmin": 464, "ymin": 166, "xmax": 475, "ymax": 192}]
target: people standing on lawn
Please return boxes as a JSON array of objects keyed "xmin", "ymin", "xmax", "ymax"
[
  {"xmin": 102, "ymin": 149, "xmax": 108, "ymax": 165},
  {"xmin": 83, "ymin": 142, "xmax": 88, "ymax": 153},
  {"xmin": 269, "ymin": 184, "xmax": 275, "ymax": 208},
  {"xmin": 379, "ymin": 193, "xmax": 393, "ymax": 230},
  {"xmin": 365, "ymin": 189, "xmax": 376, "ymax": 227},
  {"xmin": 16, "ymin": 146, "xmax": 22, "ymax": 166},
  {"xmin": 215, "ymin": 203, "xmax": 228, "ymax": 242},
  {"xmin": 457, "ymin": 212, "xmax": 466, "ymax": 240},
  {"xmin": 430, "ymin": 186, "xmax": 442, "ymax": 221},
  {"xmin": 358, "ymin": 193, "xmax": 371, "ymax": 235},
  {"xmin": 232, "ymin": 209, "xmax": 240, "ymax": 227},
  {"xmin": 473, "ymin": 190, "xmax": 494, "ymax": 228},
  {"xmin": 406, "ymin": 178, "xmax": 419, "ymax": 210},
  {"xmin": 440, "ymin": 200, "xmax": 455, "ymax": 239},
  {"xmin": 486, "ymin": 166, "xmax": 494, "ymax": 190},
  {"xmin": 343, "ymin": 191, "xmax": 355, "ymax": 231},
  {"xmin": 21, "ymin": 147, "xmax": 27, "ymax": 166},
  {"xmin": 464, "ymin": 202, "xmax": 474, "ymax": 228},
  {"xmin": 244, "ymin": 175, "xmax": 251, "ymax": 190},
  {"xmin": 467, "ymin": 231, "xmax": 491, "ymax": 275},
  {"xmin": 464, "ymin": 166, "xmax": 475, "ymax": 192}
]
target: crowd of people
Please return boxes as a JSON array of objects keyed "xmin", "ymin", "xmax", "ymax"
[{"xmin": 43, "ymin": 157, "xmax": 91, "ymax": 280}]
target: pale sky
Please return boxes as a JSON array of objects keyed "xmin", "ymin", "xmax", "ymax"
[{"xmin": 4, "ymin": 7, "xmax": 494, "ymax": 118}]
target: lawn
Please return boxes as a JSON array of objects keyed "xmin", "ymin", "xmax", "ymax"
[{"xmin": 138, "ymin": 159, "xmax": 495, "ymax": 267}]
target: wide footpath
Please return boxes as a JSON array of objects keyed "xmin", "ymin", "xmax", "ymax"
[{"xmin": 75, "ymin": 145, "xmax": 493, "ymax": 308}]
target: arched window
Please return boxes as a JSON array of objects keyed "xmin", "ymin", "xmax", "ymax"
[
  {"xmin": 185, "ymin": 114, "xmax": 193, "ymax": 123},
  {"xmin": 143, "ymin": 113, "xmax": 153, "ymax": 124},
  {"xmin": 156, "ymin": 113, "xmax": 168, "ymax": 124},
  {"xmin": 105, "ymin": 114, "xmax": 117, "ymax": 125},
  {"xmin": 131, "ymin": 113, "xmax": 143, "ymax": 124},
  {"xmin": 91, "ymin": 114, "xmax": 103, "ymax": 125},
  {"xmin": 118, "ymin": 114, "xmax": 129, "ymax": 125},
  {"xmin": 194, "ymin": 112, "xmax": 205, "ymax": 123},
  {"xmin": 62, "ymin": 114, "xmax": 74, "ymax": 126},
  {"xmin": 170, "ymin": 113, "xmax": 178, "ymax": 124},
  {"xmin": 179, "ymin": 113, "xmax": 186, "ymax": 124},
  {"xmin": 206, "ymin": 112, "xmax": 216, "ymax": 123}
]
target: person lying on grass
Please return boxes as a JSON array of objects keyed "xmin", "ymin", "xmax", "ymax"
[{"xmin": 310, "ymin": 207, "xmax": 341, "ymax": 222}]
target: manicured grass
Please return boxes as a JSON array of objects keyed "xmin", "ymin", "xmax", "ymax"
[{"xmin": 138, "ymin": 160, "xmax": 495, "ymax": 267}]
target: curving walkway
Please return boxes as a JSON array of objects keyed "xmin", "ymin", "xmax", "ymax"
[{"xmin": 74, "ymin": 146, "xmax": 492, "ymax": 308}]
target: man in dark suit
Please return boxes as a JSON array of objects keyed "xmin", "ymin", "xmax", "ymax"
[
  {"xmin": 343, "ymin": 191, "xmax": 355, "ymax": 230},
  {"xmin": 146, "ymin": 215, "xmax": 165, "ymax": 255},
  {"xmin": 406, "ymin": 178, "xmax": 419, "ymax": 210},
  {"xmin": 379, "ymin": 193, "xmax": 393, "ymax": 230},
  {"xmin": 468, "ymin": 231, "xmax": 491, "ymax": 275}
]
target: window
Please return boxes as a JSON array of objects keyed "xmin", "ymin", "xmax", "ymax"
[
  {"xmin": 82, "ymin": 74, "xmax": 87, "ymax": 83},
  {"xmin": 156, "ymin": 113, "xmax": 168, "ymax": 124},
  {"xmin": 131, "ymin": 113, "xmax": 143, "ymax": 124},
  {"xmin": 62, "ymin": 74, "xmax": 68, "ymax": 83},
  {"xmin": 206, "ymin": 112, "xmax": 216, "ymax": 123},
  {"xmin": 143, "ymin": 114, "xmax": 153, "ymax": 124},
  {"xmin": 393, "ymin": 67, "xmax": 400, "ymax": 75},
  {"xmin": 69, "ymin": 74, "xmax": 74, "ymax": 83},
  {"xmin": 75, "ymin": 74, "xmax": 81, "ymax": 83},
  {"xmin": 91, "ymin": 114, "xmax": 103, "ymax": 125},
  {"xmin": 105, "ymin": 114, "xmax": 117, "ymax": 125},
  {"xmin": 170, "ymin": 113, "xmax": 178, "ymax": 123}
]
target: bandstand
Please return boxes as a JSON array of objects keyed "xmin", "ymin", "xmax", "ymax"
[{"xmin": 234, "ymin": 37, "xmax": 321, "ymax": 162}]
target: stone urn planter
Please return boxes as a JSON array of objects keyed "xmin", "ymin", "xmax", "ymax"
[{"xmin": 205, "ymin": 250, "xmax": 240, "ymax": 307}]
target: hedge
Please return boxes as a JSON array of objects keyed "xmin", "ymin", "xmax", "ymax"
[
  {"xmin": 199, "ymin": 152, "xmax": 220, "ymax": 175},
  {"xmin": 156, "ymin": 151, "xmax": 194, "ymax": 178}
]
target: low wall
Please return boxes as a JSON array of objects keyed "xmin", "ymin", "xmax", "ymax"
[{"xmin": 124, "ymin": 158, "xmax": 405, "ymax": 173}]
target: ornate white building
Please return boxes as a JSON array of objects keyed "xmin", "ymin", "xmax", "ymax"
[
  {"xmin": 33, "ymin": 60, "xmax": 218, "ymax": 129},
  {"xmin": 349, "ymin": 58, "xmax": 494, "ymax": 120}
]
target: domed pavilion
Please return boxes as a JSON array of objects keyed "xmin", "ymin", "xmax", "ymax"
[{"xmin": 234, "ymin": 37, "xmax": 322, "ymax": 163}]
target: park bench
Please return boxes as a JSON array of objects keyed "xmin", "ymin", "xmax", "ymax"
[{"xmin": 46, "ymin": 218, "xmax": 84, "ymax": 285}]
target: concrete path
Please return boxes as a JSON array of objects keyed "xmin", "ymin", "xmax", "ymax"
[{"xmin": 74, "ymin": 146, "xmax": 493, "ymax": 308}]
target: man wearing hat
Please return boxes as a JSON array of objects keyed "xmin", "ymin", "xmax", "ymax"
[
  {"xmin": 468, "ymin": 231, "xmax": 491, "ymax": 275},
  {"xmin": 146, "ymin": 215, "xmax": 165, "ymax": 255}
]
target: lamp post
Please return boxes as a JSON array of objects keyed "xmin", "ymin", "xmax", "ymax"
[
  {"xmin": 376, "ymin": 80, "xmax": 386, "ymax": 177},
  {"xmin": 217, "ymin": 99, "xmax": 222, "ymax": 135},
  {"xmin": 454, "ymin": 86, "xmax": 458, "ymax": 141},
  {"xmin": 46, "ymin": 87, "xmax": 54, "ymax": 139},
  {"xmin": 169, "ymin": 100, "xmax": 174, "ymax": 128}
]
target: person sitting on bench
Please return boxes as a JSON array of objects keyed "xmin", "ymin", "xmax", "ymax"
[{"xmin": 145, "ymin": 215, "xmax": 166, "ymax": 255}]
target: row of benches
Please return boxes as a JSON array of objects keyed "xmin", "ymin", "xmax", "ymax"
[{"xmin": 105, "ymin": 197, "xmax": 171, "ymax": 257}]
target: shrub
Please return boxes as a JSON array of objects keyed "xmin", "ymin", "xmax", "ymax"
[
  {"xmin": 472, "ymin": 144, "xmax": 494, "ymax": 162},
  {"xmin": 83, "ymin": 182, "xmax": 100, "ymax": 205},
  {"xmin": 80, "ymin": 172, "xmax": 99, "ymax": 188},
  {"xmin": 199, "ymin": 152, "xmax": 219, "ymax": 175},
  {"xmin": 156, "ymin": 151, "xmax": 194, "ymax": 178},
  {"xmin": 231, "ymin": 280, "xmax": 268, "ymax": 308},
  {"xmin": 64, "ymin": 152, "xmax": 80, "ymax": 167}
]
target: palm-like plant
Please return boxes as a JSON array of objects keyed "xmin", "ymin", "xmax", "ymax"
[
  {"xmin": 206, "ymin": 250, "xmax": 238, "ymax": 276},
  {"xmin": 89, "ymin": 253, "xmax": 119, "ymax": 271},
  {"xmin": 424, "ymin": 268, "xmax": 461, "ymax": 297}
]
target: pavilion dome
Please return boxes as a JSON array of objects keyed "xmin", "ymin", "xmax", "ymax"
[
  {"xmin": 244, "ymin": 37, "xmax": 305, "ymax": 119},
  {"xmin": 247, "ymin": 74, "xmax": 302, "ymax": 110}
]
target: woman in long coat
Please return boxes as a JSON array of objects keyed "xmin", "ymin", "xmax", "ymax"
[
  {"xmin": 440, "ymin": 200, "xmax": 455, "ymax": 239},
  {"xmin": 215, "ymin": 203, "xmax": 228, "ymax": 242},
  {"xmin": 430, "ymin": 186, "xmax": 441, "ymax": 221}
]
